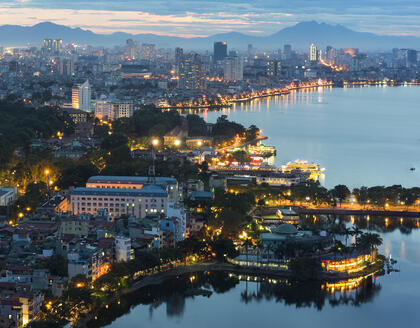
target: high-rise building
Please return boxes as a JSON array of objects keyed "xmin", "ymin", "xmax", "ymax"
[
  {"xmin": 140, "ymin": 44, "xmax": 156, "ymax": 61},
  {"xmin": 42, "ymin": 39, "xmax": 62, "ymax": 55},
  {"xmin": 178, "ymin": 53, "xmax": 203, "ymax": 89},
  {"xmin": 247, "ymin": 44, "xmax": 254, "ymax": 57},
  {"xmin": 58, "ymin": 59, "xmax": 74, "ymax": 76},
  {"xmin": 175, "ymin": 47, "xmax": 183, "ymax": 74},
  {"xmin": 310, "ymin": 44, "xmax": 318, "ymax": 62},
  {"xmin": 72, "ymin": 80, "xmax": 91, "ymax": 111},
  {"xmin": 325, "ymin": 46, "xmax": 337, "ymax": 64},
  {"xmin": 224, "ymin": 55, "xmax": 243, "ymax": 81},
  {"xmin": 267, "ymin": 60, "xmax": 282, "ymax": 77},
  {"xmin": 125, "ymin": 39, "xmax": 139, "ymax": 60},
  {"xmin": 214, "ymin": 42, "xmax": 227, "ymax": 63},
  {"xmin": 283, "ymin": 44, "xmax": 292, "ymax": 60}
]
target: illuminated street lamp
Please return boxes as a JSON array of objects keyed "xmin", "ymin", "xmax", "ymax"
[
  {"xmin": 152, "ymin": 138, "xmax": 159, "ymax": 146},
  {"xmin": 197, "ymin": 141, "xmax": 203, "ymax": 147},
  {"xmin": 174, "ymin": 139, "xmax": 181, "ymax": 147}
]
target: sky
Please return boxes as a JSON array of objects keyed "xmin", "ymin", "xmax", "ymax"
[{"xmin": 1, "ymin": 0, "xmax": 420, "ymax": 37}]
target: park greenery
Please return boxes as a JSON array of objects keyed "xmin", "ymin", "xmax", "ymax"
[{"xmin": 231, "ymin": 180, "xmax": 420, "ymax": 209}]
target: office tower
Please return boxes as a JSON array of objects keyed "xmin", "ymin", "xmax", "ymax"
[
  {"xmin": 325, "ymin": 46, "xmax": 337, "ymax": 64},
  {"xmin": 310, "ymin": 44, "xmax": 318, "ymax": 62},
  {"xmin": 42, "ymin": 39, "xmax": 62, "ymax": 55},
  {"xmin": 224, "ymin": 55, "xmax": 243, "ymax": 81},
  {"xmin": 58, "ymin": 59, "xmax": 74, "ymax": 76},
  {"xmin": 140, "ymin": 44, "xmax": 156, "ymax": 61},
  {"xmin": 214, "ymin": 41, "xmax": 227, "ymax": 63},
  {"xmin": 125, "ymin": 39, "xmax": 138, "ymax": 60},
  {"xmin": 175, "ymin": 47, "xmax": 183, "ymax": 74},
  {"xmin": 267, "ymin": 60, "xmax": 282, "ymax": 77},
  {"xmin": 178, "ymin": 53, "xmax": 203, "ymax": 89},
  {"xmin": 72, "ymin": 80, "xmax": 91, "ymax": 111},
  {"xmin": 283, "ymin": 44, "xmax": 292, "ymax": 60},
  {"xmin": 247, "ymin": 44, "xmax": 254, "ymax": 57}
]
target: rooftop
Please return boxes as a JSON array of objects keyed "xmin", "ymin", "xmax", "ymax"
[
  {"xmin": 71, "ymin": 185, "xmax": 168, "ymax": 197},
  {"xmin": 87, "ymin": 175, "xmax": 178, "ymax": 186}
]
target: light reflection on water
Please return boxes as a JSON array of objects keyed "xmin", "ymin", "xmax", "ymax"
[
  {"xmin": 203, "ymin": 86, "xmax": 420, "ymax": 188},
  {"xmin": 101, "ymin": 216, "xmax": 420, "ymax": 328}
]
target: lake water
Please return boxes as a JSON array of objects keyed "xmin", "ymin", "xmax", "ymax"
[
  {"xmin": 97, "ymin": 216, "xmax": 420, "ymax": 328},
  {"xmin": 94, "ymin": 87, "xmax": 420, "ymax": 328},
  {"xmin": 203, "ymin": 86, "xmax": 420, "ymax": 188}
]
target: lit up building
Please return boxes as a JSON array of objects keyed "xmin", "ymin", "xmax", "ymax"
[
  {"xmin": 70, "ymin": 185, "xmax": 169, "ymax": 219},
  {"xmin": 310, "ymin": 43, "xmax": 318, "ymax": 62},
  {"xmin": 94, "ymin": 100, "xmax": 134, "ymax": 121},
  {"xmin": 178, "ymin": 53, "xmax": 203, "ymax": 89},
  {"xmin": 267, "ymin": 60, "xmax": 282, "ymax": 77},
  {"xmin": 72, "ymin": 80, "xmax": 91, "ymax": 111},
  {"xmin": 42, "ymin": 38, "xmax": 62, "ymax": 54},
  {"xmin": 321, "ymin": 251, "xmax": 376, "ymax": 274},
  {"xmin": 86, "ymin": 176, "xmax": 179, "ymax": 202},
  {"xmin": 282, "ymin": 160, "xmax": 324, "ymax": 181}
]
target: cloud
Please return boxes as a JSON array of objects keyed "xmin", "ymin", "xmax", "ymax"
[{"xmin": 0, "ymin": 0, "xmax": 420, "ymax": 36}]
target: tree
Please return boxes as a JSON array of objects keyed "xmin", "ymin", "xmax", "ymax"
[
  {"xmin": 357, "ymin": 232, "xmax": 383, "ymax": 252},
  {"xmin": 331, "ymin": 185, "xmax": 350, "ymax": 207},
  {"xmin": 101, "ymin": 133, "xmax": 128, "ymax": 151},
  {"xmin": 210, "ymin": 238, "xmax": 239, "ymax": 261},
  {"xmin": 353, "ymin": 187, "xmax": 369, "ymax": 208}
]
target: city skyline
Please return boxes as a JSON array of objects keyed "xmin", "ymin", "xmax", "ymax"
[{"xmin": 2, "ymin": 0, "xmax": 420, "ymax": 37}]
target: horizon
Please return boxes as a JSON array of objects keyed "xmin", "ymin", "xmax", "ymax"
[{"xmin": 1, "ymin": 1, "xmax": 420, "ymax": 37}]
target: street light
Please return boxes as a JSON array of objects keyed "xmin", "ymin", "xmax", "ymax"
[
  {"xmin": 152, "ymin": 139, "xmax": 159, "ymax": 146},
  {"xmin": 174, "ymin": 139, "xmax": 181, "ymax": 147},
  {"xmin": 197, "ymin": 141, "xmax": 203, "ymax": 147}
]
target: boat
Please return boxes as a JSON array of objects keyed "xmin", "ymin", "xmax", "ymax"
[{"xmin": 282, "ymin": 160, "xmax": 324, "ymax": 181}]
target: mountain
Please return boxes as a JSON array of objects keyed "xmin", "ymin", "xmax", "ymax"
[{"xmin": 0, "ymin": 21, "xmax": 419, "ymax": 51}]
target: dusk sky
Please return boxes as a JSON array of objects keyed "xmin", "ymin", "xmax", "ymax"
[{"xmin": 1, "ymin": 0, "xmax": 420, "ymax": 37}]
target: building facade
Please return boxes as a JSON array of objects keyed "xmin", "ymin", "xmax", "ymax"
[
  {"xmin": 70, "ymin": 186, "xmax": 168, "ymax": 219},
  {"xmin": 72, "ymin": 80, "xmax": 91, "ymax": 111},
  {"xmin": 86, "ymin": 176, "xmax": 179, "ymax": 202}
]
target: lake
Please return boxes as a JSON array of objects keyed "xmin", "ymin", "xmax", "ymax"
[
  {"xmin": 96, "ymin": 216, "xmax": 420, "ymax": 328},
  {"xmin": 203, "ymin": 86, "xmax": 420, "ymax": 188},
  {"xmin": 94, "ymin": 87, "xmax": 420, "ymax": 328}
]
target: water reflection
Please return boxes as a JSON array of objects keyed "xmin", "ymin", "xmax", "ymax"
[
  {"xmin": 94, "ymin": 269, "xmax": 384, "ymax": 328},
  {"xmin": 239, "ymin": 274, "xmax": 381, "ymax": 310}
]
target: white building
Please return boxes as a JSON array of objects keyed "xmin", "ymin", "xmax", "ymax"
[
  {"xmin": 224, "ymin": 56, "xmax": 243, "ymax": 81},
  {"xmin": 72, "ymin": 80, "xmax": 91, "ymax": 111},
  {"xmin": 0, "ymin": 187, "xmax": 17, "ymax": 206},
  {"xmin": 94, "ymin": 100, "xmax": 134, "ymax": 121},
  {"xmin": 167, "ymin": 202, "xmax": 187, "ymax": 242},
  {"xmin": 115, "ymin": 236, "xmax": 134, "ymax": 262},
  {"xmin": 86, "ymin": 176, "xmax": 180, "ymax": 202},
  {"xmin": 70, "ymin": 185, "xmax": 169, "ymax": 219}
]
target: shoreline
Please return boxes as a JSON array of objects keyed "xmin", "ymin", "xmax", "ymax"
[
  {"xmin": 158, "ymin": 82, "xmax": 334, "ymax": 111},
  {"xmin": 79, "ymin": 260, "xmax": 383, "ymax": 327},
  {"xmin": 158, "ymin": 81, "xmax": 419, "ymax": 112}
]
